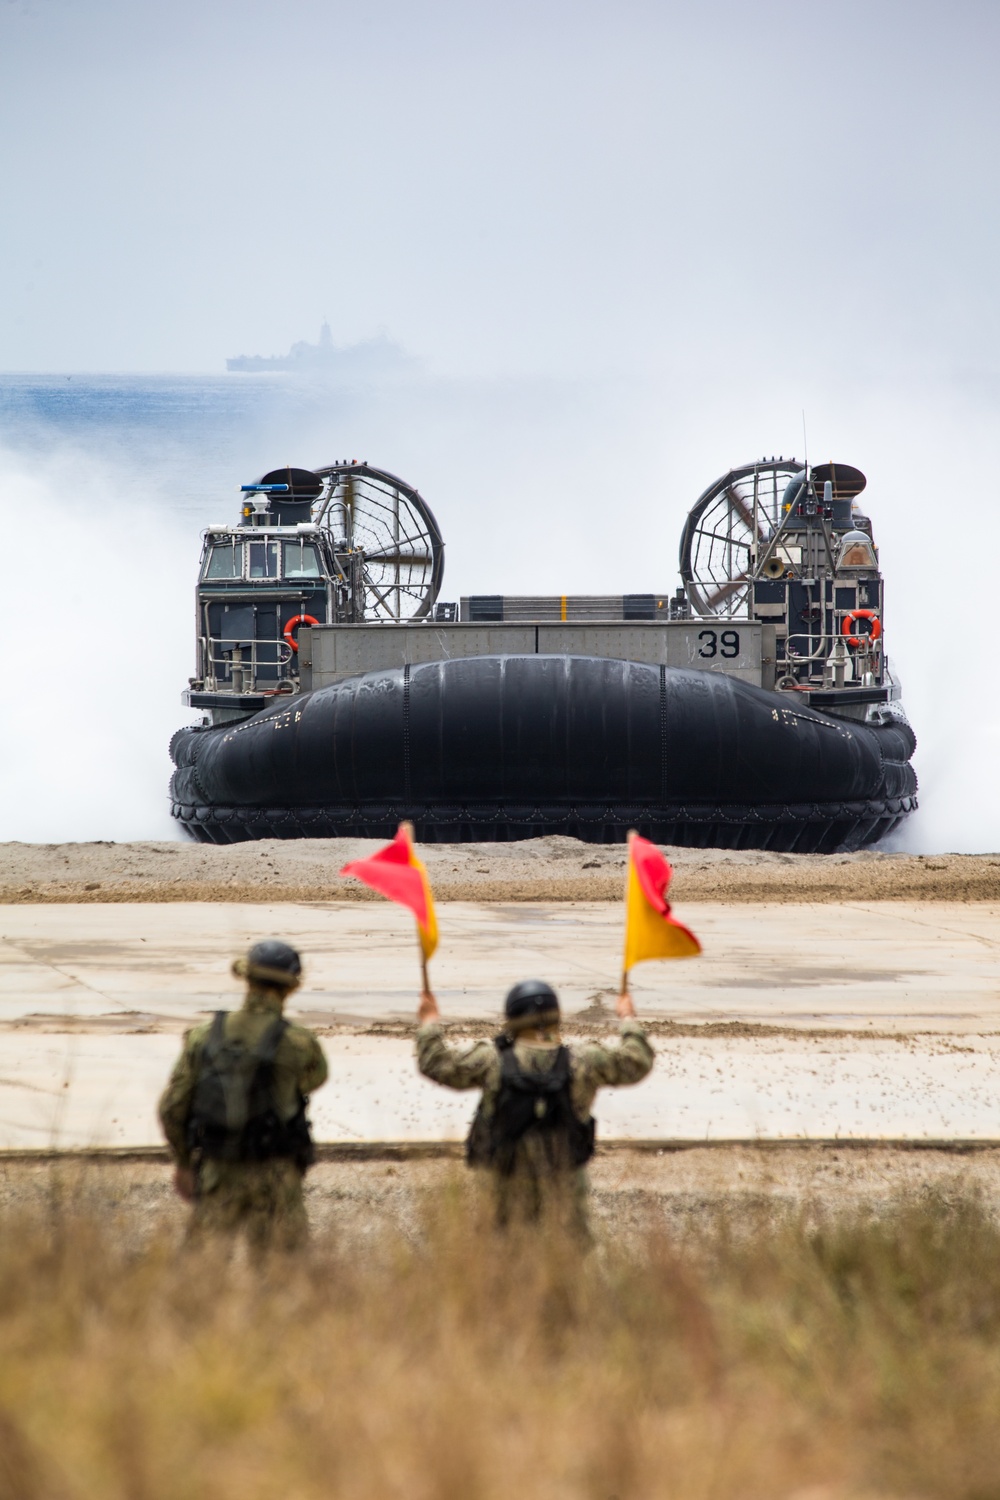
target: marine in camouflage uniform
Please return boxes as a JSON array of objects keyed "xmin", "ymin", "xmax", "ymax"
[
  {"xmin": 416, "ymin": 979, "xmax": 653, "ymax": 1236},
  {"xmin": 158, "ymin": 940, "xmax": 328, "ymax": 1252}
]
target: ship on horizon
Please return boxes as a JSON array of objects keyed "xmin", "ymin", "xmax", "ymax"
[{"xmin": 226, "ymin": 321, "xmax": 412, "ymax": 375}]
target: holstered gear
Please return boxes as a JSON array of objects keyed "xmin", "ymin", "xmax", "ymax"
[
  {"xmin": 466, "ymin": 1038, "xmax": 596, "ymax": 1175},
  {"xmin": 186, "ymin": 1011, "xmax": 315, "ymax": 1171}
]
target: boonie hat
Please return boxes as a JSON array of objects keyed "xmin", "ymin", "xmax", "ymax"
[{"xmin": 233, "ymin": 939, "xmax": 303, "ymax": 990}]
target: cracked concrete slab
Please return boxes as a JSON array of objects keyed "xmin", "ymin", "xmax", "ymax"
[{"xmin": 1, "ymin": 900, "xmax": 999, "ymax": 1148}]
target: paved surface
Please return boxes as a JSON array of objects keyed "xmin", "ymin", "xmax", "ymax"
[
  {"xmin": 1, "ymin": 900, "xmax": 999, "ymax": 1148},
  {"xmin": 4, "ymin": 900, "xmax": 1000, "ymax": 1029},
  {"xmin": 3, "ymin": 1030, "xmax": 999, "ymax": 1151}
]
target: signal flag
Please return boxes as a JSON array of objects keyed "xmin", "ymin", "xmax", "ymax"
[
  {"xmin": 622, "ymin": 831, "xmax": 701, "ymax": 981},
  {"xmin": 340, "ymin": 823, "xmax": 439, "ymax": 974}
]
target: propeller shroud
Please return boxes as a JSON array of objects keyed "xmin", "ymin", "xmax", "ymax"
[
  {"xmin": 679, "ymin": 458, "xmax": 803, "ymax": 617},
  {"xmin": 312, "ymin": 463, "xmax": 445, "ymax": 621}
]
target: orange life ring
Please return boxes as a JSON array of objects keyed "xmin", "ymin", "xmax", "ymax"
[
  {"xmin": 283, "ymin": 614, "xmax": 319, "ymax": 653},
  {"xmin": 841, "ymin": 609, "xmax": 882, "ymax": 649}
]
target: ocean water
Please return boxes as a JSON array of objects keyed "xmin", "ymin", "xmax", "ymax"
[
  {"xmin": 1, "ymin": 370, "xmax": 998, "ymax": 851},
  {"xmin": 0, "ymin": 373, "xmax": 361, "ymax": 513}
]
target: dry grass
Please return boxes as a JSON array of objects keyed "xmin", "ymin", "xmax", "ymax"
[{"xmin": 2, "ymin": 1173, "xmax": 1000, "ymax": 1500}]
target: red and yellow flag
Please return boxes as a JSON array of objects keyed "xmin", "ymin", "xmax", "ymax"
[
  {"xmin": 623, "ymin": 831, "xmax": 701, "ymax": 974},
  {"xmin": 340, "ymin": 822, "xmax": 438, "ymax": 962}
]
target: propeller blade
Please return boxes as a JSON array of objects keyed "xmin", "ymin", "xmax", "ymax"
[
  {"xmin": 704, "ymin": 573, "xmax": 749, "ymax": 609},
  {"xmin": 725, "ymin": 484, "xmax": 772, "ymax": 542},
  {"xmin": 364, "ymin": 549, "xmax": 433, "ymax": 565},
  {"xmin": 361, "ymin": 569, "xmax": 394, "ymax": 613}
]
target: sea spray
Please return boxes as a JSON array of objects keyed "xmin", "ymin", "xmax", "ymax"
[{"xmin": 0, "ymin": 442, "xmax": 194, "ymax": 840}]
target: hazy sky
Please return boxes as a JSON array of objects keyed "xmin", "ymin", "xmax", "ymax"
[{"xmin": 3, "ymin": 0, "xmax": 999, "ymax": 383}]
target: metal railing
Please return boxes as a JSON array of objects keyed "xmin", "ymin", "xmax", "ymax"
[
  {"xmin": 201, "ymin": 635, "xmax": 295, "ymax": 693},
  {"xmin": 780, "ymin": 620, "xmax": 882, "ymax": 690}
]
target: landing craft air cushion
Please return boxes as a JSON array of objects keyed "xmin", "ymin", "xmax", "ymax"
[{"xmin": 169, "ymin": 459, "xmax": 916, "ymax": 850}]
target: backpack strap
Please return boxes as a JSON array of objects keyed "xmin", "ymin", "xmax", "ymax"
[
  {"xmin": 202, "ymin": 1010, "xmax": 228, "ymax": 1062},
  {"xmin": 499, "ymin": 1044, "xmax": 521, "ymax": 1084},
  {"xmin": 551, "ymin": 1045, "xmax": 572, "ymax": 1090},
  {"xmin": 254, "ymin": 1015, "xmax": 288, "ymax": 1066},
  {"xmin": 198, "ymin": 1012, "xmax": 285, "ymax": 1074},
  {"xmin": 500, "ymin": 1043, "xmax": 571, "ymax": 1094}
]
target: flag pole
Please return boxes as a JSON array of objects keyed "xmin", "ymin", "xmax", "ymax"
[
  {"xmin": 620, "ymin": 829, "xmax": 636, "ymax": 994},
  {"xmin": 401, "ymin": 820, "xmax": 431, "ymax": 992}
]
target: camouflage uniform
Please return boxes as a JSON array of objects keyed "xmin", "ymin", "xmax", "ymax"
[
  {"xmin": 417, "ymin": 1019, "xmax": 654, "ymax": 1234},
  {"xmin": 159, "ymin": 988, "xmax": 328, "ymax": 1251}
]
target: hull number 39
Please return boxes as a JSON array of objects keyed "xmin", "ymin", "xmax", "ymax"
[{"xmin": 698, "ymin": 629, "xmax": 741, "ymax": 659}]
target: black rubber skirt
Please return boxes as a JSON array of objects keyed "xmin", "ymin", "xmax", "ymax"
[{"xmin": 169, "ymin": 655, "xmax": 917, "ymax": 852}]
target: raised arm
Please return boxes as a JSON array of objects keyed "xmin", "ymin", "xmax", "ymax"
[
  {"xmin": 575, "ymin": 992, "xmax": 653, "ymax": 1088},
  {"xmin": 415, "ymin": 990, "xmax": 498, "ymax": 1091},
  {"xmin": 419, "ymin": 989, "xmax": 440, "ymax": 1024}
]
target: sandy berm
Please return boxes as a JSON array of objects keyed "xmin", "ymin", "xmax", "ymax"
[{"xmin": 3, "ymin": 836, "xmax": 999, "ymax": 904}]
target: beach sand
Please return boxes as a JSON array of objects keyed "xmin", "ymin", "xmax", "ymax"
[{"xmin": 2, "ymin": 835, "xmax": 999, "ymax": 903}]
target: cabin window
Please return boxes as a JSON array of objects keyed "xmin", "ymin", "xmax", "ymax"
[
  {"xmin": 248, "ymin": 540, "xmax": 280, "ymax": 579},
  {"xmin": 283, "ymin": 541, "xmax": 323, "ymax": 578},
  {"xmin": 204, "ymin": 541, "xmax": 243, "ymax": 579},
  {"xmin": 836, "ymin": 530, "xmax": 878, "ymax": 571}
]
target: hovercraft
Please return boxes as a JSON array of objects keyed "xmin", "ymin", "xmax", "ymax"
[{"xmin": 170, "ymin": 458, "xmax": 916, "ymax": 850}]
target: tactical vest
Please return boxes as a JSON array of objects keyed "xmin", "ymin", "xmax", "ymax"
[
  {"xmin": 186, "ymin": 1011, "xmax": 315, "ymax": 1170},
  {"xmin": 466, "ymin": 1038, "xmax": 596, "ymax": 1176}
]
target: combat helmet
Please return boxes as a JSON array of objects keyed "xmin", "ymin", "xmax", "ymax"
[
  {"xmin": 504, "ymin": 979, "xmax": 560, "ymax": 1035},
  {"xmin": 232, "ymin": 939, "xmax": 303, "ymax": 991}
]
